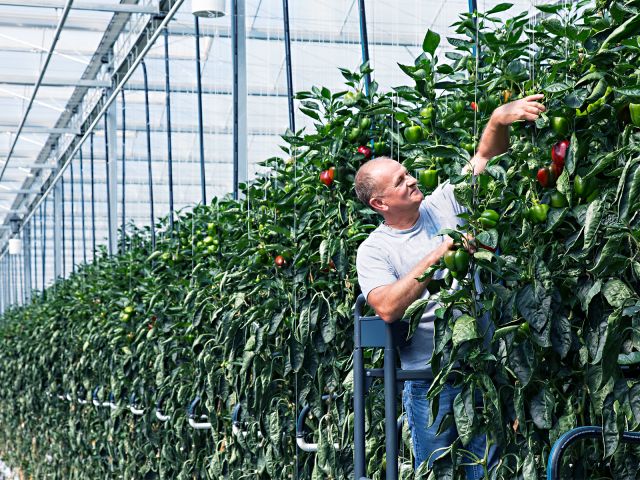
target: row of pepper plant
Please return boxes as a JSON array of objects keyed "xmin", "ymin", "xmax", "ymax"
[{"xmin": 1, "ymin": 1, "xmax": 640, "ymax": 478}]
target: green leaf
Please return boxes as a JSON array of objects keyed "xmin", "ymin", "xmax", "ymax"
[
  {"xmin": 564, "ymin": 88, "xmax": 588, "ymax": 108},
  {"xmin": 516, "ymin": 282, "xmax": 551, "ymax": 333},
  {"xmin": 602, "ymin": 279, "xmax": 634, "ymax": 308},
  {"xmin": 509, "ymin": 341, "xmax": 534, "ymax": 387},
  {"xmin": 529, "ymin": 386, "xmax": 555, "ymax": 429},
  {"xmin": 544, "ymin": 81, "xmax": 573, "ymax": 93},
  {"xmin": 602, "ymin": 393, "xmax": 622, "ymax": 458},
  {"xmin": 564, "ymin": 133, "xmax": 579, "ymax": 176},
  {"xmin": 551, "ymin": 315, "xmax": 572, "ymax": 359},
  {"xmin": 422, "ymin": 29, "xmax": 441, "ymax": 56},
  {"xmin": 486, "ymin": 3, "xmax": 513, "ymax": 14},
  {"xmin": 583, "ymin": 198, "xmax": 605, "ymax": 250},
  {"xmin": 614, "ymin": 86, "xmax": 640, "ymax": 99},
  {"xmin": 618, "ymin": 352, "xmax": 640, "ymax": 365},
  {"xmin": 452, "ymin": 314, "xmax": 479, "ymax": 347},
  {"xmin": 453, "ymin": 386, "xmax": 474, "ymax": 446}
]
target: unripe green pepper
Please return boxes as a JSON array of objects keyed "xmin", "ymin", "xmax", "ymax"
[
  {"xmin": 528, "ymin": 204, "xmax": 549, "ymax": 223},
  {"xmin": 479, "ymin": 209, "xmax": 500, "ymax": 228},
  {"xmin": 419, "ymin": 169, "xmax": 438, "ymax": 190},
  {"xmin": 630, "ymin": 103, "xmax": 640, "ymax": 127}
]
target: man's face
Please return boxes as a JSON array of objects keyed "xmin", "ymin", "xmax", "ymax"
[{"xmin": 370, "ymin": 160, "xmax": 423, "ymax": 214}]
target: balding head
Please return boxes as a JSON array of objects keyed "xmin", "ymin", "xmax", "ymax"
[{"xmin": 354, "ymin": 157, "xmax": 398, "ymax": 210}]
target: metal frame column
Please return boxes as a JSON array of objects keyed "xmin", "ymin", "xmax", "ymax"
[
  {"xmin": 357, "ymin": 0, "xmax": 371, "ymax": 94},
  {"xmin": 106, "ymin": 91, "xmax": 119, "ymax": 257},
  {"xmin": 231, "ymin": 0, "xmax": 247, "ymax": 200},
  {"xmin": 53, "ymin": 181, "xmax": 62, "ymax": 280},
  {"xmin": 282, "ymin": 0, "xmax": 295, "ymax": 132},
  {"xmin": 23, "ymin": 222, "xmax": 31, "ymax": 303},
  {"xmin": 194, "ymin": 16, "xmax": 207, "ymax": 205}
]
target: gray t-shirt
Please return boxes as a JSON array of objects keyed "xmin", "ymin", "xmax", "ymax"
[{"xmin": 356, "ymin": 182, "xmax": 466, "ymax": 370}]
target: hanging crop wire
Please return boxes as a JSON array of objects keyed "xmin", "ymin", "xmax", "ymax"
[
  {"xmin": 32, "ymin": 215, "xmax": 37, "ymax": 293},
  {"xmin": 121, "ymin": 89, "xmax": 126, "ymax": 253},
  {"xmin": 164, "ymin": 27, "xmax": 175, "ymax": 232},
  {"xmin": 61, "ymin": 176, "xmax": 66, "ymax": 279},
  {"xmin": 141, "ymin": 60, "xmax": 156, "ymax": 250},
  {"xmin": 40, "ymin": 201, "xmax": 45, "ymax": 293},
  {"xmin": 104, "ymin": 106, "xmax": 113, "ymax": 257},
  {"xmin": 79, "ymin": 150, "xmax": 87, "ymax": 265},
  {"xmin": 70, "ymin": 160, "xmax": 76, "ymax": 272},
  {"xmin": 90, "ymin": 132, "xmax": 96, "ymax": 258}
]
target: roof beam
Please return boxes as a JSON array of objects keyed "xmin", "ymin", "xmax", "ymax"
[
  {"xmin": 0, "ymin": 124, "xmax": 80, "ymax": 135},
  {"xmin": 0, "ymin": 74, "xmax": 110, "ymax": 89},
  {"xmin": 0, "ymin": 189, "xmax": 41, "ymax": 195},
  {"xmin": 0, "ymin": 0, "xmax": 159, "ymax": 14},
  {"xmin": 0, "ymin": 74, "xmax": 288, "ymax": 97}
]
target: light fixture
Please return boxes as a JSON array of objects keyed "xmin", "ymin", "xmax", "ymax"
[
  {"xmin": 8, "ymin": 213, "xmax": 22, "ymax": 255},
  {"xmin": 9, "ymin": 213, "xmax": 21, "ymax": 234},
  {"xmin": 192, "ymin": 0, "xmax": 226, "ymax": 17}
]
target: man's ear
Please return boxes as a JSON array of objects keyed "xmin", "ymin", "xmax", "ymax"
[{"xmin": 369, "ymin": 197, "xmax": 386, "ymax": 212}]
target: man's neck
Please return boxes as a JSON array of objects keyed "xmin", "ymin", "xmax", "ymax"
[{"xmin": 383, "ymin": 210, "xmax": 420, "ymax": 230}]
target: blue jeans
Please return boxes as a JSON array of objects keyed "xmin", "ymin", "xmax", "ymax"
[{"xmin": 403, "ymin": 380, "xmax": 497, "ymax": 479}]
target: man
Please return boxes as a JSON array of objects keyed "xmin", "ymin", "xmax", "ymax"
[{"xmin": 354, "ymin": 95, "xmax": 545, "ymax": 478}]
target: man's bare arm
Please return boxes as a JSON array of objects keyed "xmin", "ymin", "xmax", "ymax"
[
  {"xmin": 367, "ymin": 238, "xmax": 454, "ymax": 323},
  {"xmin": 467, "ymin": 94, "xmax": 546, "ymax": 175}
]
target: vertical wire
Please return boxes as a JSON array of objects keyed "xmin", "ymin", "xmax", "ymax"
[
  {"xmin": 41, "ymin": 201, "xmax": 46, "ymax": 291},
  {"xmin": 104, "ymin": 107, "xmax": 113, "ymax": 257},
  {"xmin": 61, "ymin": 176, "xmax": 66, "ymax": 278},
  {"xmin": 12, "ymin": 254, "xmax": 17, "ymax": 306},
  {"xmin": 20, "ymin": 248, "xmax": 23, "ymax": 302},
  {"xmin": 90, "ymin": 132, "xmax": 96, "ymax": 258},
  {"xmin": 70, "ymin": 160, "xmax": 76, "ymax": 272},
  {"xmin": 80, "ymin": 148, "xmax": 87, "ymax": 265},
  {"xmin": 121, "ymin": 89, "xmax": 127, "ymax": 253},
  {"xmin": 194, "ymin": 16, "xmax": 207, "ymax": 206},
  {"xmin": 164, "ymin": 27, "xmax": 175, "ymax": 232},
  {"xmin": 141, "ymin": 60, "xmax": 156, "ymax": 250},
  {"xmin": 33, "ymin": 214, "xmax": 38, "ymax": 293}
]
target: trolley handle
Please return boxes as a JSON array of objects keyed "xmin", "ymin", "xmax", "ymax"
[
  {"xmin": 92, "ymin": 386, "xmax": 101, "ymax": 407},
  {"xmin": 295, "ymin": 394, "xmax": 339, "ymax": 453},
  {"xmin": 231, "ymin": 403, "xmax": 247, "ymax": 437},
  {"xmin": 187, "ymin": 396, "xmax": 212, "ymax": 430},
  {"xmin": 155, "ymin": 396, "xmax": 170, "ymax": 422},
  {"xmin": 129, "ymin": 393, "xmax": 144, "ymax": 416}
]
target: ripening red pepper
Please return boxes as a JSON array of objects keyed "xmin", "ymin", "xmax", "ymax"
[
  {"xmin": 357, "ymin": 145, "xmax": 372, "ymax": 159},
  {"xmin": 471, "ymin": 101, "xmax": 478, "ymax": 112},
  {"xmin": 537, "ymin": 167, "xmax": 555, "ymax": 188},
  {"xmin": 551, "ymin": 139, "xmax": 569, "ymax": 167},
  {"xmin": 319, "ymin": 167, "xmax": 335, "ymax": 186},
  {"xmin": 550, "ymin": 162, "xmax": 563, "ymax": 179}
]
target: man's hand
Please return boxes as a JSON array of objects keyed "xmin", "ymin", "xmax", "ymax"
[
  {"xmin": 469, "ymin": 94, "xmax": 545, "ymax": 175},
  {"xmin": 492, "ymin": 94, "xmax": 546, "ymax": 126}
]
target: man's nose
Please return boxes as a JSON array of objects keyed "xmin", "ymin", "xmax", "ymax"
[{"xmin": 406, "ymin": 175, "xmax": 417, "ymax": 186}]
